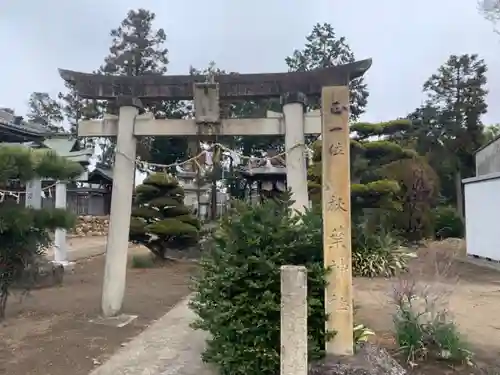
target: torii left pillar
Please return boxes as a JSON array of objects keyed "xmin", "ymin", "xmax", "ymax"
[{"xmin": 101, "ymin": 97, "xmax": 142, "ymax": 318}]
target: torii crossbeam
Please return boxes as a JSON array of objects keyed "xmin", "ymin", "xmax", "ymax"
[{"xmin": 59, "ymin": 59, "xmax": 372, "ymax": 100}]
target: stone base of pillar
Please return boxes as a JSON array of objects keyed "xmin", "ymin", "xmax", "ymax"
[
  {"xmin": 89, "ymin": 313, "xmax": 138, "ymax": 328},
  {"xmin": 50, "ymin": 260, "xmax": 75, "ymax": 272}
]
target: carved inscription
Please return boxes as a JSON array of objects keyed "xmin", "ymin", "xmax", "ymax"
[
  {"xmin": 325, "ymin": 194, "xmax": 347, "ymax": 212},
  {"xmin": 331, "ymin": 257, "xmax": 350, "ymax": 273},
  {"xmin": 330, "ymin": 100, "xmax": 348, "ymax": 115},
  {"xmin": 328, "ymin": 226, "xmax": 345, "ymax": 249},
  {"xmin": 328, "ymin": 142, "xmax": 344, "ymax": 156},
  {"xmin": 327, "ymin": 294, "xmax": 350, "ymax": 311}
]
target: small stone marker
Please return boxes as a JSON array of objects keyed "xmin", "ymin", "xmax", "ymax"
[{"xmin": 281, "ymin": 265, "xmax": 308, "ymax": 375}]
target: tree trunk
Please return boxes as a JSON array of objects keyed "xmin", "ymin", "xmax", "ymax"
[{"xmin": 455, "ymin": 170, "xmax": 464, "ymax": 222}]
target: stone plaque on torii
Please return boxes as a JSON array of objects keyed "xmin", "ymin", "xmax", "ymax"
[{"xmin": 59, "ymin": 58, "xmax": 371, "ymax": 356}]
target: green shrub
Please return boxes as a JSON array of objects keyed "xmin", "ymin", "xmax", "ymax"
[
  {"xmin": 432, "ymin": 205, "xmax": 464, "ymax": 239},
  {"xmin": 129, "ymin": 173, "xmax": 201, "ymax": 258},
  {"xmin": 352, "ymin": 223, "xmax": 413, "ymax": 277},
  {"xmin": 190, "ymin": 198, "xmax": 331, "ymax": 375}
]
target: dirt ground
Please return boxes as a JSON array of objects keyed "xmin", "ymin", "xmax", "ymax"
[
  {"xmin": 354, "ymin": 241, "xmax": 500, "ymax": 374},
  {"xmin": 0, "ymin": 254, "xmax": 197, "ymax": 375},
  {"xmin": 2, "ymin": 237, "xmax": 500, "ymax": 375}
]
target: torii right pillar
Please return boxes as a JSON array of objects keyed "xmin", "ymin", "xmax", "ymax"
[
  {"xmin": 282, "ymin": 92, "xmax": 309, "ymax": 213},
  {"xmin": 321, "ymin": 86, "xmax": 354, "ymax": 356}
]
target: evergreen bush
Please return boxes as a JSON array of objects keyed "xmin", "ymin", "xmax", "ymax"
[
  {"xmin": 129, "ymin": 173, "xmax": 201, "ymax": 258},
  {"xmin": 190, "ymin": 198, "xmax": 330, "ymax": 375}
]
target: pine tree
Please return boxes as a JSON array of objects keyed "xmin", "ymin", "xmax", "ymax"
[
  {"xmin": 479, "ymin": 0, "xmax": 500, "ymax": 32},
  {"xmin": 129, "ymin": 173, "xmax": 201, "ymax": 258},
  {"xmin": 98, "ymin": 8, "xmax": 186, "ymax": 167},
  {"xmin": 26, "ymin": 92, "xmax": 64, "ymax": 133},
  {"xmin": 409, "ymin": 54, "xmax": 488, "ymax": 208},
  {"xmin": 285, "ymin": 23, "xmax": 369, "ymax": 120},
  {"xmin": 58, "ymin": 81, "xmax": 101, "ymax": 148},
  {"xmin": 0, "ymin": 146, "xmax": 82, "ymax": 319},
  {"xmin": 484, "ymin": 124, "xmax": 500, "ymax": 143}
]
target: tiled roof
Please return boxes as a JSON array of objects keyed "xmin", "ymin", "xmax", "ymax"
[{"xmin": 0, "ymin": 109, "xmax": 48, "ymax": 141}]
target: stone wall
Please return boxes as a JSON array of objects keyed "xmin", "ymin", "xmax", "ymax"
[{"xmin": 70, "ymin": 215, "xmax": 109, "ymax": 237}]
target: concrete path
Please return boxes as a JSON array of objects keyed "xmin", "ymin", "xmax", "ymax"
[{"xmin": 89, "ymin": 296, "xmax": 215, "ymax": 375}]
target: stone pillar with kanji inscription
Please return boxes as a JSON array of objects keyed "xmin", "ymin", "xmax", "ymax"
[
  {"xmin": 321, "ymin": 86, "xmax": 354, "ymax": 356},
  {"xmin": 282, "ymin": 92, "xmax": 309, "ymax": 213}
]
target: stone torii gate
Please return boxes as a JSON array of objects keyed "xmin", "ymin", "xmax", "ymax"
[{"xmin": 59, "ymin": 59, "xmax": 371, "ymax": 356}]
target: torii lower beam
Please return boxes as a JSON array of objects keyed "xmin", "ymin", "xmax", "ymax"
[
  {"xmin": 79, "ymin": 108, "xmax": 319, "ymax": 215},
  {"xmin": 77, "ymin": 110, "xmax": 322, "ymax": 137}
]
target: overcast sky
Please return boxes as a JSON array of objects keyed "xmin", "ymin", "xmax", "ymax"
[{"xmin": 1, "ymin": 0, "xmax": 499, "ymax": 124}]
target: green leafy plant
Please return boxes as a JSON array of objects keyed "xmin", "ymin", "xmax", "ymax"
[
  {"xmin": 129, "ymin": 173, "xmax": 201, "ymax": 258},
  {"xmin": 353, "ymin": 324, "xmax": 375, "ymax": 345},
  {"xmin": 432, "ymin": 205, "xmax": 464, "ymax": 239},
  {"xmin": 352, "ymin": 223, "xmax": 414, "ymax": 277}
]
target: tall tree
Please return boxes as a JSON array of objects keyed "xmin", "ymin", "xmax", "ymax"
[
  {"xmin": 100, "ymin": 9, "xmax": 168, "ymax": 76},
  {"xmin": 98, "ymin": 8, "xmax": 186, "ymax": 167},
  {"xmin": 483, "ymin": 123, "xmax": 500, "ymax": 143},
  {"xmin": 58, "ymin": 83, "xmax": 80, "ymax": 134},
  {"xmin": 478, "ymin": 0, "xmax": 500, "ymax": 32},
  {"xmin": 285, "ymin": 23, "xmax": 369, "ymax": 120},
  {"xmin": 409, "ymin": 54, "xmax": 488, "ymax": 211},
  {"xmin": 58, "ymin": 81, "xmax": 101, "ymax": 149},
  {"xmin": 26, "ymin": 92, "xmax": 64, "ymax": 133}
]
